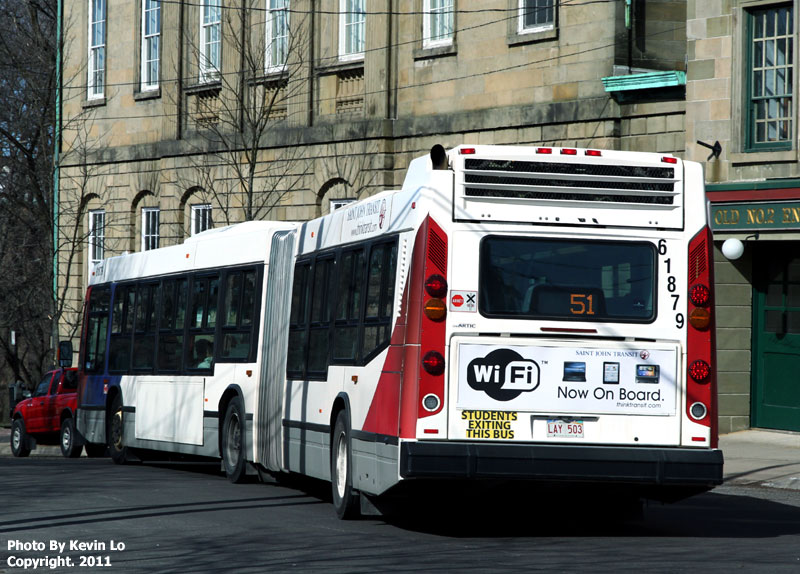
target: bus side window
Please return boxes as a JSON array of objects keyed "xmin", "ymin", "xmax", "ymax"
[
  {"xmin": 307, "ymin": 257, "xmax": 334, "ymax": 376},
  {"xmin": 332, "ymin": 249, "xmax": 364, "ymax": 364},
  {"xmin": 132, "ymin": 283, "xmax": 157, "ymax": 371},
  {"xmin": 187, "ymin": 274, "xmax": 219, "ymax": 371},
  {"xmin": 158, "ymin": 279, "xmax": 185, "ymax": 372},
  {"xmin": 84, "ymin": 286, "xmax": 110, "ymax": 374},
  {"xmin": 362, "ymin": 241, "xmax": 397, "ymax": 360},
  {"xmin": 220, "ymin": 269, "xmax": 259, "ymax": 361},
  {"xmin": 287, "ymin": 261, "xmax": 311, "ymax": 377},
  {"xmin": 109, "ymin": 284, "xmax": 132, "ymax": 373}
]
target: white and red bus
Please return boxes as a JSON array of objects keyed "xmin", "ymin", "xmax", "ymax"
[{"xmin": 75, "ymin": 144, "xmax": 723, "ymax": 518}]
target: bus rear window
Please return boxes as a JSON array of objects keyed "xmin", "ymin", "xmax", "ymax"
[{"xmin": 480, "ymin": 237, "xmax": 656, "ymax": 322}]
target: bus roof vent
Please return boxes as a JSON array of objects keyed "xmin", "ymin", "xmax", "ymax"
[{"xmin": 451, "ymin": 146, "xmax": 684, "ymax": 229}]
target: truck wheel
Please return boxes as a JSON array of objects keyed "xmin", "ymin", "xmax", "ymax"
[
  {"xmin": 108, "ymin": 395, "xmax": 130, "ymax": 464},
  {"xmin": 222, "ymin": 397, "xmax": 247, "ymax": 483},
  {"xmin": 60, "ymin": 418, "xmax": 83, "ymax": 458},
  {"xmin": 10, "ymin": 418, "xmax": 31, "ymax": 457},
  {"xmin": 331, "ymin": 411, "xmax": 360, "ymax": 520}
]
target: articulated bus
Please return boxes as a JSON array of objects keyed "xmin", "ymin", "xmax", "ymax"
[{"xmin": 75, "ymin": 144, "xmax": 723, "ymax": 518}]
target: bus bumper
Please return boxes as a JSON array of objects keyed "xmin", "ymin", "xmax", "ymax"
[{"xmin": 400, "ymin": 441, "xmax": 724, "ymax": 487}]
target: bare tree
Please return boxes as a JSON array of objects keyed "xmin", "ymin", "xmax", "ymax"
[
  {"xmin": 0, "ymin": 1, "xmax": 111, "ymax": 415},
  {"xmin": 176, "ymin": 1, "xmax": 313, "ymax": 226},
  {"xmin": 0, "ymin": 0, "xmax": 61, "ymax": 403}
]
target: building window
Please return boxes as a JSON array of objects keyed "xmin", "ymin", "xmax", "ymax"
[
  {"xmin": 519, "ymin": 0, "xmax": 555, "ymax": 34},
  {"xmin": 200, "ymin": 0, "xmax": 222, "ymax": 82},
  {"xmin": 192, "ymin": 204, "xmax": 212, "ymax": 235},
  {"xmin": 746, "ymin": 5, "xmax": 794, "ymax": 151},
  {"xmin": 141, "ymin": 0, "xmax": 160, "ymax": 91},
  {"xmin": 88, "ymin": 0, "xmax": 106, "ymax": 99},
  {"xmin": 142, "ymin": 207, "xmax": 160, "ymax": 251},
  {"xmin": 330, "ymin": 198, "xmax": 355, "ymax": 211},
  {"xmin": 266, "ymin": 0, "xmax": 290, "ymax": 72},
  {"xmin": 339, "ymin": 0, "xmax": 365, "ymax": 61},
  {"xmin": 423, "ymin": 0, "xmax": 454, "ymax": 48},
  {"xmin": 89, "ymin": 210, "xmax": 105, "ymax": 264}
]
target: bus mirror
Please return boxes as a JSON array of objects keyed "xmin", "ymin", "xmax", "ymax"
[
  {"xmin": 721, "ymin": 238, "xmax": 744, "ymax": 261},
  {"xmin": 430, "ymin": 144, "xmax": 448, "ymax": 170},
  {"xmin": 58, "ymin": 341, "xmax": 73, "ymax": 368}
]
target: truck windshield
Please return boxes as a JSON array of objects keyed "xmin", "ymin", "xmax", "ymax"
[{"xmin": 479, "ymin": 236, "xmax": 656, "ymax": 322}]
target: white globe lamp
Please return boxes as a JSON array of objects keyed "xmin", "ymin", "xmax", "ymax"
[{"xmin": 721, "ymin": 238, "xmax": 745, "ymax": 261}]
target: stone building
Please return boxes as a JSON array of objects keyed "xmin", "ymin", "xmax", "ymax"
[
  {"xmin": 57, "ymin": 1, "xmax": 690, "ymax": 378},
  {"xmin": 686, "ymin": 0, "xmax": 800, "ymax": 434}
]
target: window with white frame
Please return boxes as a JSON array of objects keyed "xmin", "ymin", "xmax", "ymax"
[
  {"xmin": 423, "ymin": 0, "xmax": 454, "ymax": 48},
  {"xmin": 266, "ymin": 0, "xmax": 290, "ymax": 72},
  {"xmin": 142, "ymin": 207, "xmax": 160, "ymax": 251},
  {"xmin": 191, "ymin": 204, "xmax": 213, "ymax": 235},
  {"xmin": 89, "ymin": 210, "xmax": 105, "ymax": 264},
  {"xmin": 88, "ymin": 0, "xmax": 106, "ymax": 99},
  {"xmin": 141, "ymin": 0, "xmax": 161, "ymax": 91},
  {"xmin": 519, "ymin": 0, "xmax": 555, "ymax": 34},
  {"xmin": 200, "ymin": 0, "xmax": 222, "ymax": 82},
  {"xmin": 330, "ymin": 198, "xmax": 356, "ymax": 211},
  {"xmin": 339, "ymin": 0, "xmax": 365, "ymax": 61}
]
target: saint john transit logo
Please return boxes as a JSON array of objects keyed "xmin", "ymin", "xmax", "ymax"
[{"xmin": 467, "ymin": 349, "xmax": 540, "ymax": 401}]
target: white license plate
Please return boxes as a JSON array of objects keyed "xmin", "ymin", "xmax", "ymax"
[{"xmin": 547, "ymin": 420, "xmax": 584, "ymax": 438}]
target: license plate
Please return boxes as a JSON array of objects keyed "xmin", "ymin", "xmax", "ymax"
[{"xmin": 547, "ymin": 420, "xmax": 584, "ymax": 438}]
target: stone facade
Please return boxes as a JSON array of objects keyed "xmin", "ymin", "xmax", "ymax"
[
  {"xmin": 57, "ymin": 1, "xmax": 689, "ymax": 367},
  {"xmin": 687, "ymin": 0, "xmax": 800, "ymax": 433}
]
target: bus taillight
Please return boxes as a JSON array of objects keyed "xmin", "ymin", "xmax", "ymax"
[
  {"xmin": 422, "ymin": 351, "xmax": 445, "ymax": 376},
  {"xmin": 424, "ymin": 298, "xmax": 447, "ymax": 322},
  {"xmin": 424, "ymin": 274, "xmax": 447, "ymax": 297},
  {"xmin": 689, "ymin": 359, "xmax": 711, "ymax": 383},
  {"xmin": 685, "ymin": 226, "xmax": 718, "ymax": 446},
  {"xmin": 417, "ymin": 220, "xmax": 448, "ymax": 419},
  {"xmin": 689, "ymin": 284, "xmax": 710, "ymax": 306}
]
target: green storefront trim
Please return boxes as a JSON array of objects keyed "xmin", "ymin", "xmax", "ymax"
[{"xmin": 706, "ymin": 180, "xmax": 800, "ymax": 192}]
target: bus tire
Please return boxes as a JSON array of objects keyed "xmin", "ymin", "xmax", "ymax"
[
  {"xmin": 108, "ymin": 395, "xmax": 130, "ymax": 464},
  {"xmin": 222, "ymin": 397, "xmax": 247, "ymax": 483},
  {"xmin": 10, "ymin": 418, "xmax": 31, "ymax": 457},
  {"xmin": 331, "ymin": 411, "xmax": 360, "ymax": 520},
  {"xmin": 60, "ymin": 418, "xmax": 83, "ymax": 458}
]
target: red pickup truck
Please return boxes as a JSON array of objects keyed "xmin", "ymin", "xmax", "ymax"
[{"xmin": 10, "ymin": 368, "xmax": 83, "ymax": 458}]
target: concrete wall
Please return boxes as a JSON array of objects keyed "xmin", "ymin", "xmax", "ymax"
[{"xmin": 713, "ymin": 244, "xmax": 753, "ymax": 433}]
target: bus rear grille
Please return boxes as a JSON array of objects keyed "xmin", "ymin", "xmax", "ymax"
[
  {"xmin": 689, "ymin": 239, "xmax": 707, "ymax": 282},
  {"xmin": 464, "ymin": 187, "xmax": 674, "ymax": 205},
  {"xmin": 463, "ymin": 159, "xmax": 677, "ymax": 204},
  {"xmin": 464, "ymin": 159, "xmax": 675, "ymax": 179},
  {"xmin": 428, "ymin": 226, "xmax": 447, "ymax": 274}
]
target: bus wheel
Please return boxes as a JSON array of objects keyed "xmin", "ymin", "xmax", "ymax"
[
  {"xmin": 10, "ymin": 418, "xmax": 31, "ymax": 457},
  {"xmin": 60, "ymin": 418, "xmax": 83, "ymax": 458},
  {"xmin": 108, "ymin": 395, "xmax": 130, "ymax": 464},
  {"xmin": 331, "ymin": 411, "xmax": 360, "ymax": 520},
  {"xmin": 222, "ymin": 397, "xmax": 247, "ymax": 483}
]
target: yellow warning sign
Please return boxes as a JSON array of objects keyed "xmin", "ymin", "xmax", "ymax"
[{"xmin": 461, "ymin": 410, "xmax": 517, "ymax": 439}]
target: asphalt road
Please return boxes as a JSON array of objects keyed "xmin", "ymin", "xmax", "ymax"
[{"xmin": 1, "ymin": 455, "xmax": 800, "ymax": 573}]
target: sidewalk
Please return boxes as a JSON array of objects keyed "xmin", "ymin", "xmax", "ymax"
[
  {"xmin": 719, "ymin": 429, "xmax": 800, "ymax": 490},
  {"xmin": 1, "ymin": 425, "xmax": 798, "ymax": 489}
]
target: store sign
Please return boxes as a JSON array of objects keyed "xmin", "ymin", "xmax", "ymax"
[{"xmin": 711, "ymin": 201, "xmax": 800, "ymax": 231}]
